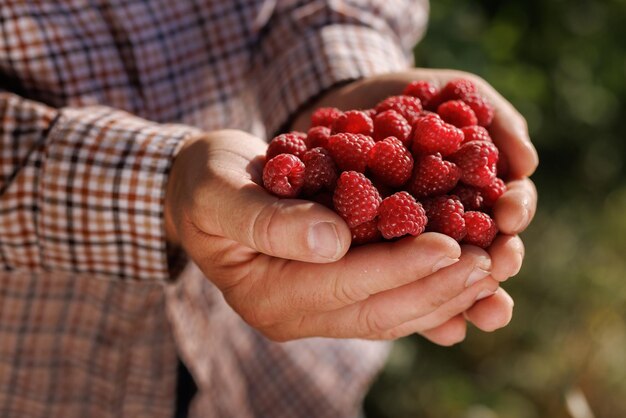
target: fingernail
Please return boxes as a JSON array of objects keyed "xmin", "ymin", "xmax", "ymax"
[
  {"xmin": 309, "ymin": 222, "xmax": 340, "ymax": 259},
  {"xmin": 432, "ymin": 256, "xmax": 459, "ymax": 272},
  {"xmin": 465, "ymin": 267, "xmax": 490, "ymax": 287},
  {"xmin": 476, "ymin": 289, "xmax": 496, "ymax": 300}
]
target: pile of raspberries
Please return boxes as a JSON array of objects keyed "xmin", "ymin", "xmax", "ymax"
[{"xmin": 262, "ymin": 79, "xmax": 508, "ymax": 248}]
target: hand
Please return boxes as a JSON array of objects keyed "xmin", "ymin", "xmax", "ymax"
[
  {"xmin": 291, "ymin": 69, "xmax": 538, "ymax": 344},
  {"xmin": 164, "ymin": 130, "xmax": 509, "ymax": 343}
]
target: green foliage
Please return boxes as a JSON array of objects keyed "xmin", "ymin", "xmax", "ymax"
[{"xmin": 364, "ymin": 0, "xmax": 626, "ymax": 416}]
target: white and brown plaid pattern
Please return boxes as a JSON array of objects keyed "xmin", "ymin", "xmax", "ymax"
[{"xmin": 0, "ymin": 1, "xmax": 428, "ymax": 417}]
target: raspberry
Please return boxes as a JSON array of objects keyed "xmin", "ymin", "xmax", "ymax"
[
  {"xmin": 429, "ymin": 78, "xmax": 478, "ymax": 110},
  {"xmin": 327, "ymin": 133, "xmax": 375, "ymax": 173},
  {"xmin": 333, "ymin": 171, "xmax": 381, "ymax": 228},
  {"xmin": 367, "ymin": 136, "xmax": 414, "ymax": 187},
  {"xmin": 423, "ymin": 195, "xmax": 466, "ymax": 241},
  {"xmin": 373, "ymin": 110, "xmax": 412, "ymax": 145},
  {"xmin": 403, "ymin": 80, "xmax": 437, "ymax": 108},
  {"xmin": 451, "ymin": 184, "xmax": 483, "ymax": 211},
  {"xmin": 306, "ymin": 126, "xmax": 331, "ymax": 149},
  {"xmin": 377, "ymin": 192, "xmax": 427, "ymax": 239},
  {"xmin": 437, "ymin": 100, "xmax": 478, "ymax": 128},
  {"xmin": 362, "ymin": 108, "xmax": 377, "ymax": 119},
  {"xmin": 463, "ymin": 93, "xmax": 495, "ymax": 127},
  {"xmin": 350, "ymin": 219, "xmax": 382, "ymax": 245},
  {"xmin": 375, "ymin": 95, "xmax": 423, "ymax": 125},
  {"xmin": 408, "ymin": 153, "xmax": 461, "ymax": 198},
  {"xmin": 331, "ymin": 110, "xmax": 374, "ymax": 136},
  {"xmin": 311, "ymin": 107, "xmax": 343, "ymax": 128},
  {"xmin": 461, "ymin": 125, "xmax": 492, "ymax": 144},
  {"xmin": 302, "ymin": 147, "xmax": 338, "ymax": 196},
  {"xmin": 480, "ymin": 177, "xmax": 506, "ymax": 208},
  {"xmin": 463, "ymin": 211, "xmax": 497, "ymax": 248},
  {"xmin": 412, "ymin": 113, "xmax": 464, "ymax": 157},
  {"xmin": 449, "ymin": 141, "xmax": 499, "ymax": 187},
  {"xmin": 266, "ymin": 132, "xmax": 307, "ymax": 160},
  {"xmin": 262, "ymin": 154, "xmax": 305, "ymax": 198}
]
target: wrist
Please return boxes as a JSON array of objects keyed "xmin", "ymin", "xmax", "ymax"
[{"xmin": 164, "ymin": 134, "xmax": 203, "ymax": 245}]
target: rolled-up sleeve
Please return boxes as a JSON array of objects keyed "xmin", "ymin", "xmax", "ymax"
[{"xmin": 252, "ymin": 0, "xmax": 430, "ymax": 134}]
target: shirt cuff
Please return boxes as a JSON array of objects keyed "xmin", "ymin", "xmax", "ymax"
[
  {"xmin": 256, "ymin": 25, "xmax": 414, "ymax": 136},
  {"xmin": 39, "ymin": 106, "xmax": 201, "ymax": 281}
]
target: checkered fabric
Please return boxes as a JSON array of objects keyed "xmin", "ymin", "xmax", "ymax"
[{"xmin": 0, "ymin": 1, "xmax": 429, "ymax": 417}]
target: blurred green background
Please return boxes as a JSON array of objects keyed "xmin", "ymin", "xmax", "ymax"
[{"xmin": 364, "ymin": 0, "xmax": 626, "ymax": 417}]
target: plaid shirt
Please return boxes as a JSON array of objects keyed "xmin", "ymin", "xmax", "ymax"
[{"xmin": 0, "ymin": 1, "xmax": 428, "ymax": 417}]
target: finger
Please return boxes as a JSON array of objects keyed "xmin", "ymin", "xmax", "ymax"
[
  {"xmin": 464, "ymin": 288, "xmax": 514, "ymax": 332},
  {"xmin": 185, "ymin": 133, "xmax": 352, "ymax": 263},
  {"xmin": 472, "ymin": 81, "xmax": 539, "ymax": 178},
  {"xmin": 246, "ymin": 233, "xmax": 461, "ymax": 321},
  {"xmin": 493, "ymin": 178, "xmax": 538, "ymax": 234},
  {"xmin": 268, "ymin": 246, "xmax": 496, "ymax": 339},
  {"xmin": 372, "ymin": 274, "xmax": 498, "ymax": 340},
  {"xmin": 487, "ymin": 235, "xmax": 524, "ymax": 282},
  {"xmin": 418, "ymin": 315, "xmax": 467, "ymax": 346}
]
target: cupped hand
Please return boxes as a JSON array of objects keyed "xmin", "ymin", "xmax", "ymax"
[
  {"xmin": 291, "ymin": 69, "xmax": 538, "ymax": 344},
  {"xmin": 164, "ymin": 130, "xmax": 510, "ymax": 342}
]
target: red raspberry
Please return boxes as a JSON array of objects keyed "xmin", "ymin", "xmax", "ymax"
[
  {"xmin": 350, "ymin": 218, "xmax": 382, "ymax": 245},
  {"xmin": 449, "ymin": 141, "xmax": 499, "ymax": 187},
  {"xmin": 333, "ymin": 171, "xmax": 381, "ymax": 228},
  {"xmin": 362, "ymin": 108, "xmax": 377, "ymax": 119},
  {"xmin": 412, "ymin": 113, "xmax": 464, "ymax": 157},
  {"xmin": 327, "ymin": 133, "xmax": 375, "ymax": 173},
  {"xmin": 480, "ymin": 177, "xmax": 506, "ymax": 208},
  {"xmin": 302, "ymin": 147, "xmax": 338, "ymax": 196},
  {"xmin": 377, "ymin": 192, "xmax": 427, "ymax": 239},
  {"xmin": 437, "ymin": 100, "xmax": 478, "ymax": 128},
  {"xmin": 331, "ymin": 110, "xmax": 374, "ymax": 136},
  {"xmin": 463, "ymin": 211, "xmax": 497, "ymax": 248},
  {"xmin": 403, "ymin": 80, "xmax": 437, "ymax": 108},
  {"xmin": 373, "ymin": 110, "xmax": 412, "ymax": 145},
  {"xmin": 451, "ymin": 184, "xmax": 483, "ymax": 211},
  {"xmin": 463, "ymin": 93, "xmax": 494, "ymax": 127},
  {"xmin": 266, "ymin": 132, "xmax": 307, "ymax": 160},
  {"xmin": 367, "ymin": 137, "xmax": 414, "ymax": 187},
  {"xmin": 311, "ymin": 107, "xmax": 343, "ymax": 128},
  {"xmin": 262, "ymin": 154, "xmax": 305, "ymax": 198},
  {"xmin": 408, "ymin": 153, "xmax": 461, "ymax": 198},
  {"xmin": 306, "ymin": 126, "xmax": 331, "ymax": 149},
  {"xmin": 461, "ymin": 125, "xmax": 492, "ymax": 144},
  {"xmin": 375, "ymin": 95, "xmax": 423, "ymax": 125},
  {"xmin": 423, "ymin": 195, "xmax": 467, "ymax": 241},
  {"xmin": 428, "ymin": 78, "xmax": 478, "ymax": 110}
]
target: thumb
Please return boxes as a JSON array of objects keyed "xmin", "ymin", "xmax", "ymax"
[
  {"xmin": 213, "ymin": 183, "xmax": 351, "ymax": 262},
  {"xmin": 174, "ymin": 131, "xmax": 351, "ymax": 263}
]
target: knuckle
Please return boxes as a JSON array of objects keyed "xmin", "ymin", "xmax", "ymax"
[
  {"xmin": 357, "ymin": 306, "xmax": 386, "ymax": 336},
  {"xmin": 251, "ymin": 202, "xmax": 281, "ymax": 254},
  {"xmin": 332, "ymin": 276, "xmax": 366, "ymax": 306},
  {"xmin": 238, "ymin": 303, "xmax": 276, "ymax": 329},
  {"xmin": 425, "ymin": 290, "xmax": 452, "ymax": 312}
]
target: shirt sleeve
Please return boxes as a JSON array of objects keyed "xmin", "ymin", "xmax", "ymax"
[
  {"xmin": 0, "ymin": 92, "xmax": 201, "ymax": 281},
  {"xmin": 252, "ymin": 0, "xmax": 430, "ymax": 135}
]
